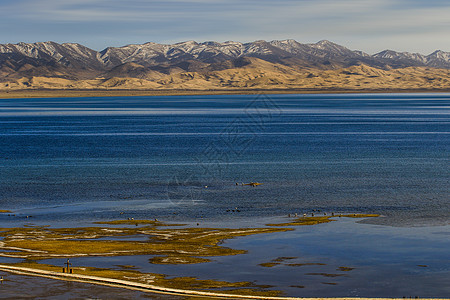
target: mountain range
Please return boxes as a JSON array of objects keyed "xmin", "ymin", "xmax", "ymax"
[{"xmin": 1, "ymin": 40, "xmax": 450, "ymax": 91}]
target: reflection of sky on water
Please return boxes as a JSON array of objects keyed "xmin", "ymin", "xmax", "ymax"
[
  {"xmin": 30, "ymin": 218, "xmax": 450, "ymax": 298},
  {"xmin": 0, "ymin": 272, "xmax": 169, "ymax": 299},
  {"xmin": 1, "ymin": 93, "xmax": 449, "ymax": 116}
]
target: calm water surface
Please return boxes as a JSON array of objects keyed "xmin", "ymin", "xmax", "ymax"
[{"xmin": 0, "ymin": 93, "xmax": 449, "ymax": 298}]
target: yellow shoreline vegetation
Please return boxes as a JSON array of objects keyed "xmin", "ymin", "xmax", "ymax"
[
  {"xmin": 266, "ymin": 214, "xmax": 379, "ymax": 227},
  {"xmin": 0, "ymin": 214, "xmax": 379, "ymax": 296},
  {"xmin": 0, "ymin": 222, "xmax": 291, "ymax": 263},
  {"xmin": 0, "ymin": 215, "xmax": 379, "ymax": 262},
  {"xmin": 1, "ymin": 87, "xmax": 450, "ymax": 100}
]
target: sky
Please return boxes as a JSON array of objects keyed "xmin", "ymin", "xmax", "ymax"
[{"xmin": 2, "ymin": 0, "xmax": 450, "ymax": 54}]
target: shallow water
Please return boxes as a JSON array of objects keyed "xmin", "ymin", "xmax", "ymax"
[
  {"xmin": 0, "ymin": 93, "xmax": 449, "ymax": 298},
  {"xmin": 35, "ymin": 217, "xmax": 450, "ymax": 298},
  {"xmin": 0, "ymin": 272, "xmax": 179, "ymax": 299}
]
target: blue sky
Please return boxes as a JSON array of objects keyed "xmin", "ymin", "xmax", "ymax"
[{"xmin": 2, "ymin": 0, "xmax": 450, "ymax": 54}]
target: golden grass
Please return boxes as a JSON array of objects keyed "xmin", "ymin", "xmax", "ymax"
[
  {"xmin": 337, "ymin": 267, "xmax": 355, "ymax": 271},
  {"xmin": 267, "ymin": 214, "xmax": 379, "ymax": 227},
  {"xmin": 259, "ymin": 262, "xmax": 281, "ymax": 268},
  {"xmin": 340, "ymin": 214, "xmax": 380, "ymax": 218},
  {"xmin": 272, "ymin": 257, "xmax": 297, "ymax": 262},
  {"xmin": 290, "ymin": 285, "xmax": 305, "ymax": 289},
  {"xmin": 0, "ymin": 215, "xmax": 379, "ymax": 296},
  {"xmin": 0, "ymin": 221, "xmax": 291, "ymax": 264},
  {"xmin": 216, "ymin": 288, "xmax": 282, "ymax": 297},
  {"xmin": 286, "ymin": 263, "xmax": 327, "ymax": 267},
  {"xmin": 0, "ymin": 215, "xmax": 378, "ymax": 263},
  {"xmin": 266, "ymin": 216, "xmax": 334, "ymax": 227}
]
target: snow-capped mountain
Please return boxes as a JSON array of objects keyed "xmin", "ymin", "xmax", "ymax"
[
  {"xmin": 96, "ymin": 39, "xmax": 389, "ymax": 70},
  {"xmin": 0, "ymin": 41, "xmax": 103, "ymax": 69},
  {"xmin": 100, "ymin": 39, "xmax": 371, "ymax": 67},
  {"xmin": 1, "ymin": 39, "xmax": 450, "ymax": 81},
  {"xmin": 100, "ymin": 40, "xmax": 245, "ymax": 66},
  {"xmin": 373, "ymin": 50, "xmax": 427, "ymax": 66},
  {"xmin": 426, "ymin": 50, "xmax": 450, "ymax": 68},
  {"xmin": 372, "ymin": 49, "xmax": 450, "ymax": 69}
]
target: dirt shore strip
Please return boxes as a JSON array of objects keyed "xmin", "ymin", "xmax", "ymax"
[
  {"xmin": 0, "ymin": 265, "xmax": 445, "ymax": 300},
  {"xmin": 2, "ymin": 88, "xmax": 450, "ymax": 99}
]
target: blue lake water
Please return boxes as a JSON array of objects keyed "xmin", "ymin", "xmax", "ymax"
[
  {"xmin": 0, "ymin": 93, "xmax": 449, "ymax": 297},
  {"xmin": 0, "ymin": 93, "xmax": 448, "ymax": 226}
]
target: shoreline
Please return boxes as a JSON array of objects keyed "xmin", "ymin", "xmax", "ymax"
[
  {"xmin": 1, "ymin": 215, "xmax": 448, "ymax": 298},
  {"xmin": 1, "ymin": 88, "xmax": 450, "ymax": 99},
  {"xmin": 0, "ymin": 215, "xmax": 377, "ymax": 298}
]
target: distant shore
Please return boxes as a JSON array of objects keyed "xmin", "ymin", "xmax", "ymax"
[{"xmin": 1, "ymin": 88, "xmax": 450, "ymax": 99}]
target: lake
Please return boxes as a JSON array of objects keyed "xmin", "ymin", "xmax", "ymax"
[{"xmin": 0, "ymin": 93, "xmax": 449, "ymax": 297}]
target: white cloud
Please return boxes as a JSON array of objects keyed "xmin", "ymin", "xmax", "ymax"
[{"xmin": 2, "ymin": 0, "xmax": 450, "ymax": 53}]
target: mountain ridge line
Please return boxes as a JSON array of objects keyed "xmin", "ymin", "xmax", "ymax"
[{"xmin": 1, "ymin": 39, "xmax": 450, "ymax": 92}]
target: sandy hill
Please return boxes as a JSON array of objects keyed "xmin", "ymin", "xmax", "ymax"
[{"xmin": 1, "ymin": 40, "xmax": 450, "ymax": 92}]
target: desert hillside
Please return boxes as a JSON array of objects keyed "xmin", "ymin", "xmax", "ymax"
[
  {"xmin": 1, "ymin": 60, "xmax": 450, "ymax": 91},
  {"xmin": 1, "ymin": 40, "xmax": 450, "ymax": 92}
]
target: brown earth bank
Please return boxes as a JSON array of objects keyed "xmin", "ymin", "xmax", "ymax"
[
  {"xmin": 1, "ymin": 63, "xmax": 450, "ymax": 98},
  {"xmin": 1, "ymin": 88, "xmax": 450, "ymax": 99}
]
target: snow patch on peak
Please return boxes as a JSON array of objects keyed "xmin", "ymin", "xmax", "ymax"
[
  {"xmin": 278, "ymin": 39, "xmax": 297, "ymax": 44},
  {"xmin": 429, "ymin": 50, "xmax": 450, "ymax": 58},
  {"xmin": 353, "ymin": 50, "xmax": 370, "ymax": 57},
  {"xmin": 316, "ymin": 40, "xmax": 333, "ymax": 45},
  {"xmin": 174, "ymin": 40, "xmax": 198, "ymax": 46},
  {"xmin": 310, "ymin": 40, "xmax": 341, "ymax": 48},
  {"xmin": 311, "ymin": 40, "xmax": 342, "ymax": 49},
  {"xmin": 223, "ymin": 41, "xmax": 242, "ymax": 45},
  {"xmin": 2, "ymin": 39, "xmax": 450, "ymax": 71}
]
